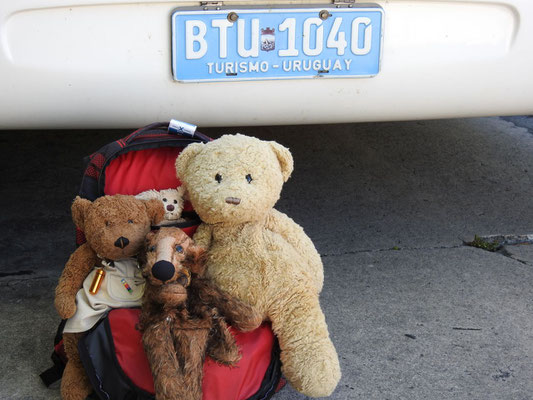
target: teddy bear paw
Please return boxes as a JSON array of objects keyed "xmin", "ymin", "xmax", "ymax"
[
  {"xmin": 54, "ymin": 297, "xmax": 77, "ymax": 320},
  {"xmin": 282, "ymin": 340, "xmax": 341, "ymax": 397}
]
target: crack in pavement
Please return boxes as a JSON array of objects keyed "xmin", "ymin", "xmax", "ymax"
[
  {"xmin": 0, "ymin": 275, "xmax": 55, "ymax": 288},
  {"xmin": 463, "ymin": 233, "xmax": 533, "ymax": 266},
  {"xmin": 322, "ymin": 244, "xmax": 464, "ymax": 258},
  {"xmin": 323, "ymin": 234, "xmax": 533, "ymax": 267},
  {"xmin": 498, "ymin": 248, "xmax": 529, "ymax": 265},
  {"xmin": 465, "ymin": 233, "xmax": 533, "ymax": 248},
  {"xmin": 0, "ymin": 270, "xmax": 34, "ymax": 278}
]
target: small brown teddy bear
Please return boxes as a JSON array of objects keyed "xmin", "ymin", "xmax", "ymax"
[
  {"xmin": 176, "ymin": 134, "xmax": 341, "ymax": 397},
  {"xmin": 55, "ymin": 195, "xmax": 165, "ymax": 400},
  {"xmin": 138, "ymin": 227, "xmax": 262, "ymax": 400}
]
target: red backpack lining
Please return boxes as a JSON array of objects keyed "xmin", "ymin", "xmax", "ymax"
[
  {"xmin": 105, "ymin": 147, "xmax": 183, "ymax": 197},
  {"xmin": 106, "ymin": 309, "xmax": 277, "ymax": 399}
]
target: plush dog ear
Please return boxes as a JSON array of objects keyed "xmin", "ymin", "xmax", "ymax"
[
  {"xmin": 144, "ymin": 230, "xmax": 157, "ymax": 243},
  {"xmin": 71, "ymin": 196, "xmax": 92, "ymax": 230},
  {"xmin": 269, "ymin": 141, "xmax": 294, "ymax": 182},
  {"xmin": 175, "ymin": 143, "xmax": 204, "ymax": 182},
  {"xmin": 143, "ymin": 199, "xmax": 166, "ymax": 225},
  {"xmin": 184, "ymin": 245, "xmax": 208, "ymax": 276},
  {"xmin": 138, "ymin": 230, "xmax": 157, "ymax": 267}
]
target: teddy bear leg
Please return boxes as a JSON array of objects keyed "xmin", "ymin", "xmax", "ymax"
[
  {"xmin": 61, "ymin": 332, "xmax": 93, "ymax": 400},
  {"xmin": 206, "ymin": 319, "xmax": 240, "ymax": 366},
  {"xmin": 143, "ymin": 323, "xmax": 207, "ymax": 400},
  {"xmin": 270, "ymin": 290, "xmax": 341, "ymax": 398},
  {"xmin": 143, "ymin": 324, "xmax": 186, "ymax": 400}
]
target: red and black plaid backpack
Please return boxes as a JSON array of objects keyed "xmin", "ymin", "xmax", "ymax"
[{"xmin": 40, "ymin": 120, "xmax": 283, "ymax": 400}]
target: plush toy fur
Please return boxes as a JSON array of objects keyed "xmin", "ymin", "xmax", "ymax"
[
  {"xmin": 175, "ymin": 134, "xmax": 341, "ymax": 397},
  {"xmin": 55, "ymin": 195, "xmax": 165, "ymax": 400},
  {"xmin": 138, "ymin": 227, "xmax": 262, "ymax": 400},
  {"xmin": 135, "ymin": 187, "xmax": 186, "ymax": 224}
]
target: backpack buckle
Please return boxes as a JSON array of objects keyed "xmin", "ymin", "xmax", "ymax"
[{"xmin": 168, "ymin": 119, "xmax": 197, "ymax": 138}]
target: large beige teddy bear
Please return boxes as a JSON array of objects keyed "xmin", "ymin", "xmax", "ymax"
[{"xmin": 175, "ymin": 134, "xmax": 341, "ymax": 397}]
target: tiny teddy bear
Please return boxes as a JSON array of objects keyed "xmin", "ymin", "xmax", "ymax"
[
  {"xmin": 138, "ymin": 227, "xmax": 262, "ymax": 400},
  {"xmin": 135, "ymin": 187, "xmax": 186, "ymax": 225},
  {"xmin": 175, "ymin": 134, "xmax": 341, "ymax": 397},
  {"xmin": 54, "ymin": 195, "xmax": 165, "ymax": 400}
]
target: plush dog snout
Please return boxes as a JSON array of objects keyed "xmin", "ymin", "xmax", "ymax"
[
  {"xmin": 166, "ymin": 204, "xmax": 175, "ymax": 211},
  {"xmin": 225, "ymin": 197, "xmax": 241, "ymax": 205},
  {"xmin": 114, "ymin": 236, "xmax": 130, "ymax": 249},
  {"xmin": 152, "ymin": 260, "xmax": 175, "ymax": 282},
  {"xmin": 177, "ymin": 271, "xmax": 191, "ymax": 287}
]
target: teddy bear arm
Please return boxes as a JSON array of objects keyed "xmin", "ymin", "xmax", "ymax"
[
  {"xmin": 134, "ymin": 189, "xmax": 159, "ymax": 201},
  {"xmin": 192, "ymin": 223, "xmax": 213, "ymax": 250},
  {"xmin": 267, "ymin": 285, "xmax": 341, "ymax": 398},
  {"xmin": 54, "ymin": 243, "xmax": 98, "ymax": 319},
  {"xmin": 265, "ymin": 209, "xmax": 324, "ymax": 292},
  {"xmin": 206, "ymin": 318, "xmax": 241, "ymax": 366}
]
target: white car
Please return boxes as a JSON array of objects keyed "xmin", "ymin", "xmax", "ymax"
[{"xmin": 0, "ymin": 0, "xmax": 532, "ymax": 129}]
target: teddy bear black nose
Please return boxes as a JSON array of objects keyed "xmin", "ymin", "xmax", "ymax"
[
  {"xmin": 166, "ymin": 204, "xmax": 175, "ymax": 211},
  {"xmin": 225, "ymin": 197, "xmax": 241, "ymax": 205},
  {"xmin": 114, "ymin": 237, "xmax": 130, "ymax": 249},
  {"xmin": 152, "ymin": 260, "xmax": 175, "ymax": 282}
]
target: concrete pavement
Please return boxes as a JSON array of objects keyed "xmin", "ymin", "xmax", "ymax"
[{"xmin": 1, "ymin": 117, "xmax": 532, "ymax": 399}]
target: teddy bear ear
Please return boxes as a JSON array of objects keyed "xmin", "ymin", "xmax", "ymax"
[
  {"xmin": 143, "ymin": 199, "xmax": 166, "ymax": 225},
  {"xmin": 71, "ymin": 196, "xmax": 92, "ymax": 230},
  {"xmin": 269, "ymin": 141, "xmax": 294, "ymax": 182},
  {"xmin": 175, "ymin": 143, "xmax": 204, "ymax": 182},
  {"xmin": 177, "ymin": 185, "xmax": 186, "ymax": 197},
  {"xmin": 177, "ymin": 185, "xmax": 187, "ymax": 204}
]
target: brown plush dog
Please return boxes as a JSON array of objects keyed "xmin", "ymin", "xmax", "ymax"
[
  {"xmin": 55, "ymin": 195, "xmax": 165, "ymax": 400},
  {"xmin": 138, "ymin": 227, "xmax": 262, "ymax": 400}
]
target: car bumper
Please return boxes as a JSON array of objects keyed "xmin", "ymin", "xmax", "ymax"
[{"xmin": 1, "ymin": 0, "xmax": 532, "ymax": 128}]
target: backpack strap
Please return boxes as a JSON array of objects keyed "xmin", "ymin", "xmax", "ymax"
[
  {"xmin": 39, "ymin": 352, "xmax": 66, "ymax": 387},
  {"xmin": 123, "ymin": 121, "xmax": 211, "ymax": 145}
]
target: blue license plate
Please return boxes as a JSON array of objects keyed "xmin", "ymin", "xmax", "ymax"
[{"xmin": 171, "ymin": 5, "xmax": 383, "ymax": 82}]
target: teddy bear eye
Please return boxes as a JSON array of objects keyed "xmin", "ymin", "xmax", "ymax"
[
  {"xmin": 246, "ymin": 174, "xmax": 253, "ymax": 183},
  {"xmin": 175, "ymin": 245, "xmax": 184, "ymax": 253},
  {"xmin": 162, "ymin": 198, "xmax": 167, "ymax": 202},
  {"xmin": 215, "ymin": 173, "xmax": 222, "ymax": 183}
]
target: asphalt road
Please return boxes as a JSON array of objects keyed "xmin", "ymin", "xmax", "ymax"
[{"xmin": 1, "ymin": 116, "xmax": 532, "ymax": 399}]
